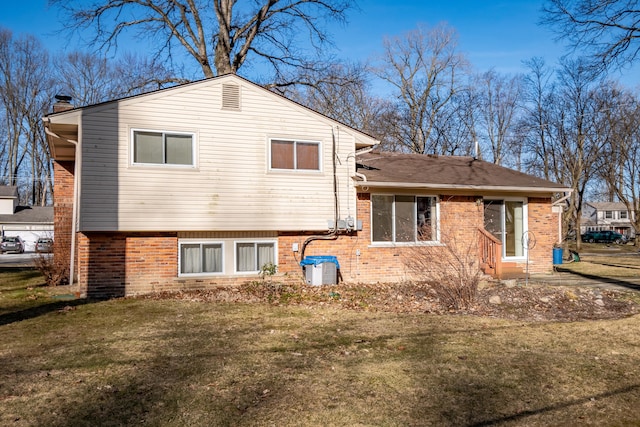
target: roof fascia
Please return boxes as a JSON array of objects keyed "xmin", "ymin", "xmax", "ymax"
[
  {"xmin": 354, "ymin": 181, "xmax": 573, "ymax": 194},
  {"xmin": 41, "ymin": 74, "xmax": 380, "ymax": 148}
]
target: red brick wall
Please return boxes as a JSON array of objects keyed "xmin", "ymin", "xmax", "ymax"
[
  {"xmin": 277, "ymin": 194, "xmax": 486, "ymax": 284},
  {"xmin": 526, "ymin": 197, "xmax": 555, "ymax": 274},
  {"xmin": 73, "ymin": 193, "xmax": 556, "ymax": 297},
  {"xmin": 76, "ymin": 232, "xmax": 273, "ymax": 297},
  {"xmin": 52, "ymin": 160, "xmax": 75, "ymax": 281},
  {"xmin": 77, "ymin": 232, "xmax": 181, "ymax": 297}
]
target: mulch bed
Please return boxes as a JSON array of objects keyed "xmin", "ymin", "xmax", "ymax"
[{"xmin": 141, "ymin": 280, "xmax": 640, "ymax": 322}]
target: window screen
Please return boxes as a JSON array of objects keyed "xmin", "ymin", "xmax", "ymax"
[
  {"xmin": 133, "ymin": 130, "xmax": 194, "ymax": 166},
  {"xmin": 372, "ymin": 195, "xmax": 438, "ymax": 243},
  {"xmin": 180, "ymin": 243, "xmax": 223, "ymax": 274},
  {"xmin": 237, "ymin": 242, "xmax": 275, "ymax": 272},
  {"xmin": 270, "ymin": 139, "xmax": 319, "ymax": 171}
]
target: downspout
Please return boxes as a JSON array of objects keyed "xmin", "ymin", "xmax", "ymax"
[
  {"xmin": 44, "ymin": 123, "xmax": 80, "ymax": 285},
  {"xmin": 354, "ymin": 172, "xmax": 367, "ymax": 182},
  {"xmin": 300, "ymin": 126, "xmax": 339, "ymax": 259},
  {"xmin": 353, "ymin": 144, "xmax": 372, "ymax": 186}
]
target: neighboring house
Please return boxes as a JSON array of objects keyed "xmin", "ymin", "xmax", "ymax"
[
  {"xmin": 581, "ymin": 202, "xmax": 636, "ymax": 239},
  {"xmin": 43, "ymin": 74, "xmax": 570, "ymax": 298},
  {"xmin": 0, "ymin": 186, "xmax": 54, "ymax": 252}
]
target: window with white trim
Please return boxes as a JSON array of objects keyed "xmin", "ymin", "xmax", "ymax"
[
  {"xmin": 179, "ymin": 241, "xmax": 223, "ymax": 275},
  {"xmin": 620, "ymin": 210, "xmax": 628, "ymax": 219},
  {"xmin": 236, "ymin": 241, "xmax": 276, "ymax": 272},
  {"xmin": 270, "ymin": 139, "xmax": 320, "ymax": 171},
  {"xmin": 371, "ymin": 195, "xmax": 438, "ymax": 243},
  {"xmin": 132, "ymin": 129, "xmax": 194, "ymax": 166},
  {"xmin": 605, "ymin": 210, "xmax": 613, "ymax": 219}
]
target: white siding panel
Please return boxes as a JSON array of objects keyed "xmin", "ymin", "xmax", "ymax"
[{"xmin": 79, "ymin": 78, "xmax": 360, "ymax": 232}]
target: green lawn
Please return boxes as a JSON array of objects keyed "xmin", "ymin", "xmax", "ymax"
[{"xmin": 1, "ymin": 269, "xmax": 640, "ymax": 426}]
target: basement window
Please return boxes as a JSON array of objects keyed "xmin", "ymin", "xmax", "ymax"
[
  {"xmin": 235, "ymin": 241, "xmax": 276, "ymax": 273},
  {"xmin": 179, "ymin": 241, "xmax": 224, "ymax": 275}
]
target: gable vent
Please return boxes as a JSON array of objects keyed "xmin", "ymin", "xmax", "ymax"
[{"xmin": 222, "ymin": 83, "xmax": 241, "ymax": 110}]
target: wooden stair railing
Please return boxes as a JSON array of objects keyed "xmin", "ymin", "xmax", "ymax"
[{"xmin": 478, "ymin": 228, "xmax": 502, "ymax": 279}]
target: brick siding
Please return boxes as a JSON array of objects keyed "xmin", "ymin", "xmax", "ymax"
[
  {"xmin": 525, "ymin": 197, "xmax": 555, "ymax": 273},
  {"xmin": 52, "ymin": 160, "xmax": 75, "ymax": 280},
  {"xmin": 67, "ymin": 192, "xmax": 556, "ymax": 297}
]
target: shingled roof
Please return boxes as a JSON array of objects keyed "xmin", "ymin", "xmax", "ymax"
[
  {"xmin": 355, "ymin": 152, "xmax": 570, "ymax": 194},
  {"xmin": 0, "ymin": 186, "xmax": 18, "ymax": 198},
  {"xmin": 0, "ymin": 206, "xmax": 53, "ymax": 224}
]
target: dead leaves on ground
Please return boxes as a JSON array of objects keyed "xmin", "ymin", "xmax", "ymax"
[{"xmin": 141, "ymin": 280, "xmax": 639, "ymax": 322}]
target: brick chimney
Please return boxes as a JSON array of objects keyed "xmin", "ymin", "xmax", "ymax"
[{"xmin": 53, "ymin": 95, "xmax": 73, "ymax": 113}]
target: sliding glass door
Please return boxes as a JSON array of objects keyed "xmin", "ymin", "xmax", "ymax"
[{"xmin": 484, "ymin": 200, "xmax": 526, "ymax": 258}]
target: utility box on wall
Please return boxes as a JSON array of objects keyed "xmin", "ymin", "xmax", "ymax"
[{"xmin": 300, "ymin": 255, "xmax": 340, "ymax": 285}]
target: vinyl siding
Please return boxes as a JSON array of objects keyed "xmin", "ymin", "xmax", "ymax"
[{"xmin": 78, "ymin": 77, "xmax": 364, "ymax": 232}]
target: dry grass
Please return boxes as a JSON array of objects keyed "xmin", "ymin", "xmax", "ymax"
[
  {"xmin": 2, "ymin": 270, "xmax": 640, "ymax": 426},
  {"xmin": 559, "ymin": 243, "xmax": 640, "ymax": 278}
]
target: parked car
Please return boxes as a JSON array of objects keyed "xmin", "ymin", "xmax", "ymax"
[
  {"xmin": 581, "ymin": 230, "xmax": 627, "ymax": 244},
  {"xmin": 35, "ymin": 238, "xmax": 53, "ymax": 253},
  {"xmin": 1, "ymin": 236, "xmax": 25, "ymax": 254}
]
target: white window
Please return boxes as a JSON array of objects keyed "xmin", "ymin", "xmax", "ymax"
[
  {"xmin": 132, "ymin": 129, "xmax": 195, "ymax": 166},
  {"xmin": 270, "ymin": 139, "xmax": 320, "ymax": 171},
  {"xmin": 236, "ymin": 241, "xmax": 276, "ymax": 272},
  {"xmin": 371, "ymin": 195, "xmax": 438, "ymax": 243},
  {"xmin": 605, "ymin": 210, "xmax": 613, "ymax": 219},
  {"xmin": 179, "ymin": 241, "xmax": 223, "ymax": 275},
  {"xmin": 620, "ymin": 210, "xmax": 628, "ymax": 219}
]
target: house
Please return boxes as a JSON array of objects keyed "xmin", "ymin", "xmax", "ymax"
[
  {"xmin": 0, "ymin": 186, "xmax": 53, "ymax": 252},
  {"xmin": 43, "ymin": 74, "xmax": 570, "ymax": 298},
  {"xmin": 581, "ymin": 202, "xmax": 636, "ymax": 239}
]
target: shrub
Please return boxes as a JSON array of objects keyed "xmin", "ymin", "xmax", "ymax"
[
  {"xmin": 259, "ymin": 262, "xmax": 278, "ymax": 282},
  {"xmin": 404, "ymin": 232, "xmax": 481, "ymax": 310},
  {"xmin": 33, "ymin": 252, "xmax": 69, "ymax": 287}
]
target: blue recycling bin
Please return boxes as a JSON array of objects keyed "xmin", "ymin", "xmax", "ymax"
[{"xmin": 553, "ymin": 247, "xmax": 563, "ymax": 265}]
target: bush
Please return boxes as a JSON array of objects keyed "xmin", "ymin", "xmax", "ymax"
[
  {"xmin": 33, "ymin": 253, "xmax": 69, "ymax": 287},
  {"xmin": 404, "ymin": 233, "xmax": 481, "ymax": 310}
]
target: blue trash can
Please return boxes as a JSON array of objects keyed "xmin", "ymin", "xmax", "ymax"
[{"xmin": 553, "ymin": 247, "xmax": 563, "ymax": 265}]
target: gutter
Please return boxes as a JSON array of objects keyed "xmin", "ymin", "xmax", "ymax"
[
  {"xmin": 43, "ymin": 118, "xmax": 80, "ymax": 286},
  {"xmin": 552, "ymin": 193, "xmax": 573, "ymax": 205},
  {"xmin": 354, "ymin": 181, "xmax": 572, "ymax": 194}
]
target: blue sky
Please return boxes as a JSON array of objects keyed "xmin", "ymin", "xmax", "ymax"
[{"xmin": 1, "ymin": 0, "xmax": 638, "ymax": 88}]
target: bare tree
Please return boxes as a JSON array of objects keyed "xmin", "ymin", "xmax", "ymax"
[
  {"xmin": 442, "ymin": 83, "xmax": 483, "ymax": 157},
  {"xmin": 51, "ymin": 0, "xmax": 352, "ymax": 81},
  {"xmin": 594, "ymin": 84, "xmax": 640, "ymax": 245},
  {"xmin": 429, "ymin": 95, "xmax": 477, "ymax": 157},
  {"xmin": 542, "ymin": 0, "xmax": 640, "ymax": 72},
  {"xmin": 284, "ymin": 61, "xmax": 396, "ymax": 147},
  {"xmin": 373, "ymin": 23, "xmax": 468, "ymax": 154},
  {"xmin": 54, "ymin": 51, "xmax": 180, "ymax": 107},
  {"xmin": 0, "ymin": 29, "xmax": 54, "ymax": 205},
  {"xmin": 476, "ymin": 70, "xmax": 523, "ymax": 167},
  {"xmin": 551, "ymin": 58, "xmax": 606, "ymax": 249},
  {"xmin": 520, "ymin": 57, "xmax": 559, "ymax": 181}
]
